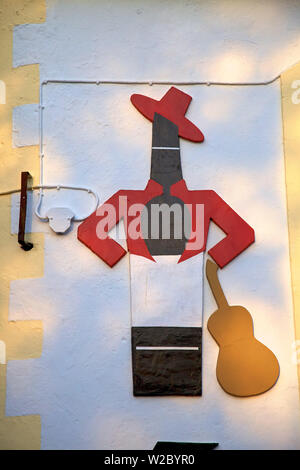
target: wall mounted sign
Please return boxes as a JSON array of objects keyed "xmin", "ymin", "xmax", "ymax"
[{"xmin": 76, "ymin": 86, "xmax": 277, "ymax": 398}]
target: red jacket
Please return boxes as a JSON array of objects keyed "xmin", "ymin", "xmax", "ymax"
[{"xmin": 78, "ymin": 179, "xmax": 255, "ymax": 268}]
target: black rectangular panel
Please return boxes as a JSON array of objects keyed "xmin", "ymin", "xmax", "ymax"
[
  {"xmin": 132, "ymin": 327, "xmax": 202, "ymax": 396},
  {"xmin": 132, "ymin": 326, "xmax": 202, "ymax": 347}
]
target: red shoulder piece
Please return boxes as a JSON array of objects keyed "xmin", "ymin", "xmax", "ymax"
[
  {"xmin": 171, "ymin": 181, "xmax": 255, "ymax": 267},
  {"xmin": 77, "ymin": 190, "xmax": 127, "ymax": 268},
  {"xmin": 207, "ymin": 190, "xmax": 255, "ymax": 268},
  {"xmin": 77, "ymin": 180, "xmax": 164, "ymax": 267}
]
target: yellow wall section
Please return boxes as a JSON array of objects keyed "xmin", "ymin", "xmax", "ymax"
[
  {"xmin": 281, "ymin": 62, "xmax": 300, "ymax": 386},
  {"xmin": 0, "ymin": 0, "xmax": 45, "ymax": 450}
]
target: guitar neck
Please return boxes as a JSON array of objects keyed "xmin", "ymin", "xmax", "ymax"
[{"xmin": 206, "ymin": 259, "xmax": 229, "ymax": 310}]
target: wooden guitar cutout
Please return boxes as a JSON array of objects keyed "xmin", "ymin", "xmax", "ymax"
[{"xmin": 206, "ymin": 259, "xmax": 279, "ymax": 397}]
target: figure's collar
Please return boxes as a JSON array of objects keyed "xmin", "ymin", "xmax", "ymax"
[
  {"xmin": 145, "ymin": 178, "xmax": 188, "ymax": 194},
  {"xmin": 170, "ymin": 179, "xmax": 188, "ymax": 193},
  {"xmin": 145, "ymin": 179, "xmax": 163, "ymax": 193}
]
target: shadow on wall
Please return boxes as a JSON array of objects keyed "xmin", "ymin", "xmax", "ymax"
[{"xmin": 12, "ymin": 0, "xmax": 300, "ymax": 81}]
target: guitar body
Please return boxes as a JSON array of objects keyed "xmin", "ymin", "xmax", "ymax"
[
  {"xmin": 207, "ymin": 306, "xmax": 279, "ymax": 397},
  {"xmin": 206, "ymin": 260, "xmax": 279, "ymax": 397}
]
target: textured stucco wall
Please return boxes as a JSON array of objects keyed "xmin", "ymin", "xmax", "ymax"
[
  {"xmin": 0, "ymin": 0, "xmax": 45, "ymax": 450},
  {"xmin": 2, "ymin": 0, "xmax": 300, "ymax": 449},
  {"xmin": 281, "ymin": 64, "xmax": 300, "ymax": 386}
]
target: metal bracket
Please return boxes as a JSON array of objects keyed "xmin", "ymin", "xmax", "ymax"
[{"xmin": 18, "ymin": 171, "xmax": 34, "ymax": 251}]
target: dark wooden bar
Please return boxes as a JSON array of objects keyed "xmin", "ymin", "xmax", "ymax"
[{"xmin": 18, "ymin": 171, "xmax": 34, "ymax": 251}]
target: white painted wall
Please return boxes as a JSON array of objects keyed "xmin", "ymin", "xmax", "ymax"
[
  {"xmin": 0, "ymin": 341, "xmax": 6, "ymax": 365},
  {"xmin": 8, "ymin": 0, "xmax": 300, "ymax": 449}
]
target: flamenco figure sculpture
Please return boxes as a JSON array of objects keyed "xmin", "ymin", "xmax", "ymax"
[{"xmin": 78, "ymin": 87, "xmax": 279, "ymax": 397}]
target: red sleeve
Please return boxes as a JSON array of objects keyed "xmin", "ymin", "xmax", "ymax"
[
  {"xmin": 77, "ymin": 190, "xmax": 127, "ymax": 268},
  {"xmin": 208, "ymin": 191, "xmax": 255, "ymax": 268}
]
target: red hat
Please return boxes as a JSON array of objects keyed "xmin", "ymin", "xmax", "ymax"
[{"xmin": 130, "ymin": 86, "xmax": 204, "ymax": 142}]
